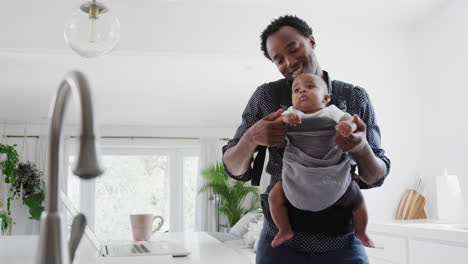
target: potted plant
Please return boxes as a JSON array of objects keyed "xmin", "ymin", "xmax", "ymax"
[
  {"xmin": 13, "ymin": 162, "xmax": 46, "ymax": 221},
  {"xmin": 199, "ymin": 162, "xmax": 260, "ymax": 229},
  {"xmin": 0, "ymin": 143, "xmax": 46, "ymax": 235}
]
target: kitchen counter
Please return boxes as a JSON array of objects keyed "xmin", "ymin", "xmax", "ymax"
[{"xmin": 366, "ymin": 220, "xmax": 468, "ymax": 264}]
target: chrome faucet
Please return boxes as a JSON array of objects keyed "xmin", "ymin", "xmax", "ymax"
[{"xmin": 36, "ymin": 71, "xmax": 104, "ymax": 264}]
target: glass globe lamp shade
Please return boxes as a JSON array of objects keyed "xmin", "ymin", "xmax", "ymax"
[{"xmin": 64, "ymin": 6, "xmax": 120, "ymax": 58}]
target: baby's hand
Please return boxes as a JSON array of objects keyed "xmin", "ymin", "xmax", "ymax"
[
  {"xmin": 282, "ymin": 113, "xmax": 301, "ymax": 126},
  {"xmin": 336, "ymin": 121, "xmax": 354, "ymax": 137}
]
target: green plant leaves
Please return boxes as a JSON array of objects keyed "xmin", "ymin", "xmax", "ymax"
[
  {"xmin": 199, "ymin": 162, "xmax": 260, "ymax": 227},
  {"xmin": 29, "ymin": 205, "xmax": 45, "ymax": 221},
  {"xmin": 15, "ymin": 162, "xmax": 46, "ymax": 221},
  {"xmin": 25, "ymin": 192, "xmax": 45, "ymax": 220},
  {"xmin": 0, "ymin": 143, "xmax": 19, "ymax": 234},
  {"xmin": 0, "ymin": 211, "xmax": 13, "ymax": 235},
  {"xmin": 0, "ymin": 144, "xmax": 46, "ymax": 233},
  {"xmin": 0, "ymin": 144, "xmax": 19, "ymax": 184},
  {"xmin": 25, "ymin": 193, "xmax": 44, "ymax": 207}
]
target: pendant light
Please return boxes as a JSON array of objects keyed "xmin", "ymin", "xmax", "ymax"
[{"xmin": 64, "ymin": 0, "xmax": 120, "ymax": 58}]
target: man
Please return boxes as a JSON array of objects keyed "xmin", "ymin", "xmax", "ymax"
[{"xmin": 222, "ymin": 15, "xmax": 390, "ymax": 264}]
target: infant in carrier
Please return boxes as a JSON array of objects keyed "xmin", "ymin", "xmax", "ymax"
[{"xmin": 268, "ymin": 73, "xmax": 374, "ymax": 248}]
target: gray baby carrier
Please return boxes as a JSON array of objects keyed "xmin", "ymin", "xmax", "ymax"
[
  {"xmin": 282, "ymin": 118, "xmax": 352, "ymax": 211},
  {"xmin": 251, "ymin": 80, "xmax": 354, "ymax": 186},
  {"xmin": 255, "ymin": 79, "xmax": 356, "ymax": 232}
]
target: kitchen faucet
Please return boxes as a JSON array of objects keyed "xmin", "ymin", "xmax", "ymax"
[{"xmin": 36, "ymin": 71, "xmax": 104, "ymax": 264}]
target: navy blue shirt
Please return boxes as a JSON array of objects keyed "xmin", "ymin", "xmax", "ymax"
[{"xmin": 222, "ymin": 71, "xmax": 390, "ymax": 253}]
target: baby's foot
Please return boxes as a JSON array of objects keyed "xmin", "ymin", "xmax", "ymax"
[
  {"xmin": 271, "ymin": 230, "xmax": 294, "ymax": 248},
  {"xmin": 355, "ymin": 232, "xmax": 375, "ymax": 248}
]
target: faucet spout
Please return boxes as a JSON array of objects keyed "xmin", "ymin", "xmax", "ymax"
[{"xmin": 36, "ymin": 71, "xmax": 104, "ymax": 264}]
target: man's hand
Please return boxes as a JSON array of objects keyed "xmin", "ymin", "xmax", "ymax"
[
  {"xmin": 223, "ymin": 109, "xmax": 287, "ymax": 176},
  {"xmin": 336, "ymin": 114, "xmax": 387, "ymax": 185},
  {"xmin": 336, "ymin": 114, "xmax": 368, "ymax": 153},
  {"xmin": 247, "ymin": 109, "xmax": 288, "ymax": 147}
]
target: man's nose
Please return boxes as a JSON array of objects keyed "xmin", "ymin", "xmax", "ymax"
[{"xmin": 285, "ymin": 56, "xmax": 297, "ymax": 68}]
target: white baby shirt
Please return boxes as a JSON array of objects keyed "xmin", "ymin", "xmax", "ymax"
[{"xmin": 283, "ymin": 105, "xmax": 346, "ymax": 124}]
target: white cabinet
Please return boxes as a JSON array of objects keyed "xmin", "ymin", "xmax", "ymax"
[
  {"xmin": 409, "ymin": 240, "xmax": 468, "ymax": 264},
  {"xmin": 365, "ymin": 222, "xmax": 468, "ymax": 264},
  {"xmin": 365, "ymin": 233, "xmax": 407, "ymax": 264}
]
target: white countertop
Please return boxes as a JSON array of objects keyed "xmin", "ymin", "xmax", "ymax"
[
  {"xmin": 0, "ymin": 232, "xmax": 251, "ymax": 264},
  {"xmin": 368, "ymin": 220, "xmax": 468, "ymax": 244}
]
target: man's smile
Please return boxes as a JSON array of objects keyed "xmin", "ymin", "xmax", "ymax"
[{"xmin": 289, "ymin": 64, "xmax": 304, "ymax": 78}]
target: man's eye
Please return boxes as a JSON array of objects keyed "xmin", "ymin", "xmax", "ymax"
[
  {"xmin": 276, "ymin": 59, "xmax": 284, "ymax": 65},
  {"xmin": 294, "ymin": 89, "xmax": 299, "ymax": 93},
  {"xmin": 290, "ymin": 49, "xmax": 298, "ymax": 54}
]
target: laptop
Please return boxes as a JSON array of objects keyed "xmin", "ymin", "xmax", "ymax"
[{"xmin": 60, "ymin": 191, "xmax": 191, "ymax": 258}]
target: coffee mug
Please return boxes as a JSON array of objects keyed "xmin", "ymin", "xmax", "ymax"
[{"xmin": 130, "ymin": 214, "xmax": 164, "ymax": 241}]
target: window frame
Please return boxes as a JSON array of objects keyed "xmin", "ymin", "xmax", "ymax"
[{"xmin": 64, "ymin": 138, "xmax": 200, "ymax": 233}]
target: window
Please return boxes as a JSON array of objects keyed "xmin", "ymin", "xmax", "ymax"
[
  {"xmin": 66, "ymin": 139, "xmax": 199, "ymax": 240},
  {"xmin": 182, "ymin": 155, "xmax": 199, "ymax": 232}
]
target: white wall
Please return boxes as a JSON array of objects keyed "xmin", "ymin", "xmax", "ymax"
[{"xmin": 412, "ymin": 0, "xmax": 468, "ymax": 219}]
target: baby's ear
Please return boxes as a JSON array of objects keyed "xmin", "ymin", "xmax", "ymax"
[{"xmin": 323, "ymin": 94, "xmax": 331, "ymax": 104}]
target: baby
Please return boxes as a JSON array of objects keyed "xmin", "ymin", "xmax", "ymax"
[{"xmin": 268, "ymin": 73, "xmax": 374, "ymax": 248}]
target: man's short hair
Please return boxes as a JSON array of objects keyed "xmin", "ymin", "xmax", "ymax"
[{"xmin": 260, "ymin": 15, "xmax": 313, "ymax": 60}]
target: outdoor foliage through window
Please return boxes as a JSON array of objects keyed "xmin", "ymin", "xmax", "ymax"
[{"xmin": 68, "ymin": 152, "xmax": 198, "ymax": 240}]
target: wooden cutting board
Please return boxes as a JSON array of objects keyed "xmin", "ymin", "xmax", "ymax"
[
  {"xmin": 395, "ymin": 189, "xmax": 427, "ymax": 220},
  {"xmin": 395, "ymin": 189, "xmax": 411, "ymax": 219}
]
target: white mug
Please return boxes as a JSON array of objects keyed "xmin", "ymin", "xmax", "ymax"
[{"xmin": 130, "ymin": 214, "xmax": 164, "ymax": 241}]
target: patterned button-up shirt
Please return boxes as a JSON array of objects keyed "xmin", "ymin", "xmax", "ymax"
[{"xmin": 222, "ymin": 71, "xmax": 391, "ymax": 253}]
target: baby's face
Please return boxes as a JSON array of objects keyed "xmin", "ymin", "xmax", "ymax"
[{"xmin": 291, "ymin": 74, "xmax": 330, "ymax": 114}]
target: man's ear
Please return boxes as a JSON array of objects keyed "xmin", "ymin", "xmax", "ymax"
[
  {"xmin": 323, "ymin": 94, "xmax": 331, "ymax": 104},
  {"xmin": 309, "ymin": 35, "xmax": 316, "ymax": 49}
]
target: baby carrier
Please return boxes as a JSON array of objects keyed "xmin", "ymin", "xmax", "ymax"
[
  {"xmin": 251, "ymin": 80, "xmax": 354, "ymax": 186},
  {"xmin": 254, "ymin": 79, "xmax": 356, "ymax": 234},
  {"xmin": 282, "ymin": 126, "xmax": 352, "ymax": 212}
]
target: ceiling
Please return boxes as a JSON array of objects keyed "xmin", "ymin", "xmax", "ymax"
[
  {"xmin": 0, "ymin": 0, "xmax": 450, "ymax": 128},
  {"xmin": 0, "ymin": 0, "xmax": 450, "ymax": 54}
]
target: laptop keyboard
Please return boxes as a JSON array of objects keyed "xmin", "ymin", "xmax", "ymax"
[{"xmin": 131, "ymin": 244, "xmax": 151, "ymax": 254}]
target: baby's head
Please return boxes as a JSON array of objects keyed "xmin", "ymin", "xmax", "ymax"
[{"xmin": 291, "ymin": 73, "xmax": 331, "ymax": 114}]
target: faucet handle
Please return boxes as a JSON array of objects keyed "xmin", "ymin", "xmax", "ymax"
[{"xmin": 69, "ymin": 213, "xmax": 86, "ymax": 263}]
